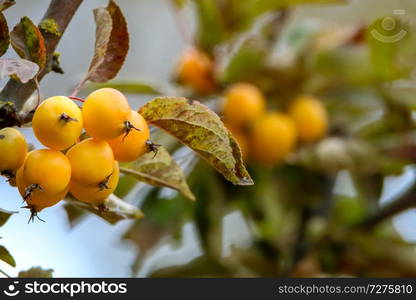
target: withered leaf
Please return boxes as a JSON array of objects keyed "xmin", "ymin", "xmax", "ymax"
[
  {"xmin": 0, "ymin": 245, "xmax": 15, "ymax": 267},
  {"xmin": 10, "ymin": 16, "xmax": 46, "ymax": 69},
  {"xmin": 0, "ymin": 0, "xmax": 15, "ymax": 12},
  {"xmin": 139, "ymin": 97, "xmax": 253, "ymax": 185},
  {"xmin": 120, "ymin": 146, "xmax": 195, "ymax": 201},
  {"xmin": 0, "ymin": 13, "xmax": 9, "ymax": 57},
  {"xmin": 87, "ymin": 0, "xmax": 129, "ymax": 83},
  {"xmin": 0, "ymin": 58, "xmax": 39, "ymax": 83}
]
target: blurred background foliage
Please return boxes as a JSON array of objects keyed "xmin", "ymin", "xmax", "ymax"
[
  {"xmin": 3, "ymin": 0, "xmax": 416, "ymax": 277},
  {"xmin": 102, "ymin": 0, "xmax": 416, "ymax": 277}
]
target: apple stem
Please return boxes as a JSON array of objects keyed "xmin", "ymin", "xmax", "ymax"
[{"xmin": 68, "ymin": 96, "xmax": 85, "ymax": 103}]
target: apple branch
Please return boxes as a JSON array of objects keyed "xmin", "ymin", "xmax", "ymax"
[
  {"xmin": 358, "ymin": 185, "xmax": 416, "ymax": 230},
  {"xmin": 0, "ymin": 0, "xmax": 83, "ymax": 112}
]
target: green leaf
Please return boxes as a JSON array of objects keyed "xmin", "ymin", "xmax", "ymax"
[
  {"xmin": 120, "ymin": 146, "xmax": 195, "ymax": 201},
  {"xmin": 295, "ymin": 137, "xmax": 396, "ymax": 175},
  {"xmin": 63, "ymin": 203, "xmax": 86, "ymax": 227},
  {"xmin": 86, "ymin": 0, "xmax": 129, "ymax": 83},
  {"xmin": 218, "ymin": 12, "xmax": 281, "ymax": 83},
  {"xmin": 0, "ymin": 0, "xmax": 15, "ymax": 12},
  {"xmin": 193, "ymin": 0, "xmax": 224, "ymax": 52},
  {"xmin": 218, "ymin": 12, "xmax": 274, "ymax": 84},
  {"xmin": 65, "ymin": 194, "xmax": 144, "ymax": 225},
  {"xmin": 220, "ymin": 45, "xmax": 265, "ymax": 84},
  {"xmin": 85, "ymin": 81, "xmax": 161, "ymax": 95},
  {"xmin": 0, "ymin": 13, "xmax": 9, "ymax": 57},
  {"xmin": 19, "ymin": 267, "xmax": 53, "ymax": 278},
  {"xmin": 0, "ymin": 245, "xmax": 15, "ymax": 267},
  {"xmin": 10, "ymin": 16, "xmax": 46, "ymax": 69},
  {"xmin": 139, "ymin": 97, "xmax": 253, "ymax": 185},
  {"xmin": 367, "ymin": 16, "xmax": 409, "ymax": 81},
  {"xmin": 0, "ymin": 208, "xmax": 17, "ymax": 227},
  {"xmin": 114, "ymin": 174, "xmax": 137, "ymax": 198},
  {"xmin": 228, "ymin": 0, "xmax": 345, "ymax": 32},
  {"xmin": 243, "ymin": 0, "xmax": 345, "ymax": 20},
  {"xmin": 333, "ymin": 195, "xmax": 365, "ymax": 225},
  {"xmin": 172, "ymin": 0, "xmax": 187, "ymax": 8},
  {"xmin": 0, "ymin": 58, "xmax": 39, "ymax": 83},
  {"xmin": 311, "ymin": 45, "xmax": 374, "ymax": 85},
  {"xmin": 141, "ymin": 189, "xmax": 189, "ymax": 225}
]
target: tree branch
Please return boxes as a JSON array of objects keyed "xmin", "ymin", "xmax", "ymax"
[
  {"xmin": 357, "ymin": 185, "xmax": 416, "ymax": 230},
  {"xmin": 0, "ymin": 268, "xmax": 11, "ymax": 278},
  {"xmin": 0, "ymin": 0, "xmax": 84, "ymax": 111}
]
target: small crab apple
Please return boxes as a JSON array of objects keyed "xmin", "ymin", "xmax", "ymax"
[
  {"xmin": 108, "ymin": 111, "xmax": 150, "ymax": 162},
  {"xmin": 69, "ymin": 161, "xmax": 119, "ymax": 206},
  {"xmin": 83, "ymin": 88, "xmax": 132, "ymax": 140},
  {"xmin": 22, "ymin": 149, "xmax": 71, "ymax": 195},
  {"xmin": 32, "ymin": 96, "xmax": 83, "ymax": 150},
  {"xmin": 250, "ymin": 112, "xmax": 297, "ymax": 165},
  {"xmin": 289, "ymin": 95, "xmax": 328, "ymax": 143},
  {"xmin": 176, "ymin": 47, "xmax": 215, "ymax": 93},
  {"xmin": 16, "ymin": 168, "xmax": 68, "ymax": 222},
  {"xmin": 223, "ymin": 83, "xmax": 266, "ymax": 128},
  {"xmin": 66, "ymin": 138, "xmax": 114, "ymax": 185},
  {"xmin": 0, "ymin": 127, "xmax": 27, "ymax": 178}
]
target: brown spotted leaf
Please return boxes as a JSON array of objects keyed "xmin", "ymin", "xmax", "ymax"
[
  {"xmin": 139, "ymin": 97, "xmax": 253, "ymax": 185},
  {"xmin": 10, "ymin": 16, "xmax": 46, "ymax": 69},
  {"xmin": 86, "ymin": 0, "xmax": 129, "ymax": 83},
  {"xmin": 0, "ymin": 58, "xmax": 39, "ymax": 83},
  {"xmin": 0, "ymin": 245, "xmax": 15, "ymax": 267},
  {"xmin": 0, "ymin": 0, "xmax": 15, "ymax": 12},
  {"xmin": 65, "ymin": 194, "xmax": 143, "ymax": 225},
  {"xmin": 0, "ymin": 13, "xmax": 9, "ymax": 57},
  {"xmin": 120, "ymin": 146, "xmax": 195, "ymax": 201},
  {"xmin": 0, "ymin": 208, "xmax": 17, "ymax": 227}
]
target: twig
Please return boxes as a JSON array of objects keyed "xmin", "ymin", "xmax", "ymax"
[
  {"xmin": 70, "ymin": 77, "xmax": 87, "ymax": 98},
  {"xmin": 0, "ymin": 0, "xmax": 84, "ymax": 111},
  {"xmin": 357, "ymin": 185, "xmax": 416, "ymax": 230},
  {"xmin": 0, "ymin": 269, "xmax": 11, "ymax": 278},
  {"xmin": 33, "ymin": 77, "xmax": 41, "ymax": 109},
  {"xmin": 68, "ymin": 96, "xmax": 85, "ymax": 103}
]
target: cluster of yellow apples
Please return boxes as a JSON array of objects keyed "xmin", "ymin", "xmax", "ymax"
[
  {"xmin": 0, "ymin": 88, "xmax": 151, "ymax": 221},
  {"xmin": 222, "ymin": 83, "xmax": 329, "ymax": 165}
]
